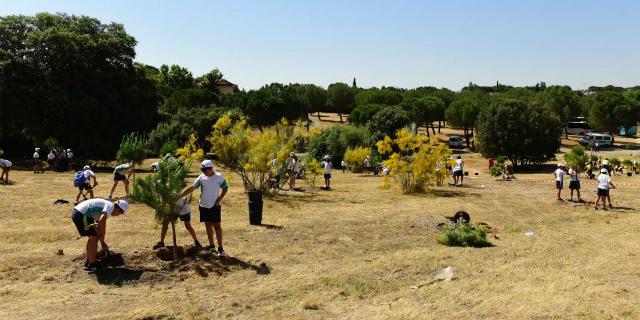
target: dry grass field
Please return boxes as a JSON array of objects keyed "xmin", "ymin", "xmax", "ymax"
[{"xmin": 1, "ymin": 153, "xmax": 639, "ymax": 320}]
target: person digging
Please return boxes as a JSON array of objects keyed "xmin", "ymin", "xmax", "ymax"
[
  {"xmin": 70, "ymin": 199, "xmax": 128, "ymax": 273},
  {"xmin": 153, "ymin": 196, "xmax": 202, "ymax": 250}
]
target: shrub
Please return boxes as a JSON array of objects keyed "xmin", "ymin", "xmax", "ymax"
[
  {"xmin": 622, "ymin": 159, "xmax": 633, "ymax": 169},
  {"xmin": 368, "ymin": 106, "xmax": 411, "ymax": 138},
  {"xmin": 208, "ymin": 114, "xmax": 299, "ymax": 193},
  {"xmin": 437, "ymin": 223, "xmax": 491, "ymax": 247},
  {"xmin": 609, "ymin": 157, "xmax": 621, "ymax": 167},
  {"xmin": 343, "ymin": 147, "xmax": 371, "ymax": 173},
  {"xmin": 116, "ymin": 133, "xmax": 149, "ymax": 165},
  {"xmin": 175, "ymin": 134, "xmax": 205, "ymax": 162},
  {"xmin": 306, "ymin": 158, "xmax": 323, "ymax": 190},
  {"xmin": 159, "ymin": 140, "xmax": 179, "ymax": 157},
  {"xmin": 376, "ymin": 128, "xmax": 451, "ymax": 193},
  {"xmin": 44, "ymin": 137, "xmax": 59, "ymax": 151},
  {"xmin": 307, "ymin": 126, "xmax": 369, "ymax": 167},
  {"xmin": 563, "ymin": 146, "xmax": 588, "ymax": 172}
]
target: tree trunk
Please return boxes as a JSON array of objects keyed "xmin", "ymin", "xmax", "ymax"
[
  {"xmin": 564, "ymin": 124, "xmax": 569, "ymax": 139},
  {"xmin": 338, "ymin": 113, "xmax": 343, "ymax": 123},
  {"xmin": 438, "ymin": 121, "xmax": 442, "ymax": 133},
  {"xmin": 171, "ymin": 221, "xmax": 177, "ymax": 260},
  {"xmin": 424, "ymin": 124, "xmax": 430, "ymax": 137},
  {"xmin": 430, "ymin": 122, "xmax": 436, "ymax": 135},
  {"xmin": 317, "ymin": 111, "xmax": 322, "ymax": 120},
  {"xmin": 464, "ymin": 128, "xmax": 471, "ymax": 147}
]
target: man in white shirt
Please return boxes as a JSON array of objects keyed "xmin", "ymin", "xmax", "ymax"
[
  {"xmin": 595, "ymin": 168, "xmax": 615, "ymax": 210},
  {"xmin": 0, "ymin": 159, "xmax": 12, "ymax": 183},
  {"xmin": 553, "ymin": 163, "xmax": 566, "ymax": 200},
  {"xmin": 568, "ymin": 168, "xmax": 581, "ymax": 202},
  {"xmin": 75, "ymin": 165, "xmax": 98, "ymax": 204},
  {"xmin": 70, "ymin": 199, "xmax": 128, "ymax": 272},
  {"xmin": 322, "ymin": 155, "xmax": 333, "ymax": 190},
  {"xmin": 47, "ymin": 150, "xmax": 56, "ymax": 171},
  {"xmin": 179, "ymin": 160, "xmax": 229, "ymax": 256}
]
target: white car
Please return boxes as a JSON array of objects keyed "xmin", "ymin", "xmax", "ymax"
[
  {"xmin": 579, "ymin": 132, "xmax": 613, "ymax": 147},
  {"xmin": 448, "ymin": 136, "xmax": 463, "ymax": 148}
]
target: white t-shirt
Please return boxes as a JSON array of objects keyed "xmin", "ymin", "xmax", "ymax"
[
  {"xmin": 554, "ymin": 168, "xmax": 565, "ymax": 182},
  {"xmin": 67, "ymin": 151, "xmax": 74, "ymax": 159},
  {"xmin": 33, "ymin": 152, "xmax": 40, "ymax": 159},
  {"xmin": 322, "ymin": 161, "xmax": 332, "ymax": 174},
  {"xmin": 341, "ymin": 160, "xmax": 346, "ymax": 167},
  {"xmin": 83, "ymin": 169, "xmax": 95, "ymax": 180},
  {"xmin": 175, "ymin": 197, "xmax": 191, "ymax": 216},
  {"xmin": 568, "ymin": 169, "xmax": 579, "ymax": 182},
  {"xmin": 151, "ymin": 162, "xmax": 160, "ymax": 170},
  {"xmin": 0, "ymin": 159, "xmax": 12, "ymax": 168},
  {"xmin": 47, "ymin": 152, "xmax": 55, "ymax": 160},
  {"xmin": 454, "ymin": 159, "xmax": 464, "ymax": 171},
  {"xmin": 597, "ymin": 174, "xmax": 611, "ymax": 190},
  {"xmin": 364, "ymin": 158, "xmax": 371, "ymax": 167},
  {"xmin": 192, "ymin": 172, "xmax": 228, "ymax": 208},
  {"xmin": 73, "ymin": 199, "xmax": 114, "ymax": 219}
]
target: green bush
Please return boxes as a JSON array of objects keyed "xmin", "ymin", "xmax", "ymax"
[
  {"xmin": 159, "ymin": 140, "xmax": 179, "ymax": 157},
  {"xmin": 489, "ymin": 165, "xmax": 502, "ymax": 177},
  {"xmin": 116, "ymin": 133, "xmax": 149, "ymax": 165},
  {"xmin": 564, "ymin": 146, "xmax": 588, "ymax": 171},
  {"xmin": 437, "ymin": 223, "xmax": 491, "ymax": 247},
  {"xmin": 308, "ymin": 126, "xmax": 369, "ymax": 166},
  {"xmin": 609, "ymin": 157, "xmax": 621, "ymax": 167}
]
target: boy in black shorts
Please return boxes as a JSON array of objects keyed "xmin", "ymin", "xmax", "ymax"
[{"xmin": 153, "ymin": 196, "xmax": 202, "ymax": 249}]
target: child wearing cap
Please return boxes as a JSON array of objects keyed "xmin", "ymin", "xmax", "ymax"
[
  {"xmin": 33, "ymin": 148, "xmax": 40, "ymax": 173},
  {"xmin": 595, "ymin": 169, "xmax": 615, "ymax": 210},
  {"xmin": 553, "ymin": 163, "xmax": 566, "ymax": 200},
  {"xmin": 0, "ymin": 158, "xmax": 12, "ymax": 183},
  {"xmin": 153, "ymin": 196, "xmax": 202, "ymax": 249},
  {"xmin": 75, "ymin": 165, "xmax": 98, "ymax": 204},
  {"xmin": 70, "ymin": 198, "xmax": 128, "ymax": 273},
  {"xmin": 321, "ymin": 155, "xmax": 333, "ymax": 190},
  {"xmin": 108, "ymin": 162, "xmax": 135, "ymax": 200},
  {"xmin": 180, "ymin": 160, "xmax": 229, "ymax": 257},
  {"xmin": 568, "ymin": 167, "xmax": 581, "ymax": 202}
]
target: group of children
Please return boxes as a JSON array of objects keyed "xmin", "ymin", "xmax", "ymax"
[
  {"xmin": 71, "ymin": 159, "xmax": 229, "ymax": 273},
  {"xmin": 553, "ymin": 162, "xmax": 616, "ymax": 210}
]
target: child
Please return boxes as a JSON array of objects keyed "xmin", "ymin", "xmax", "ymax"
[
  {"xmin": 341, "ymin": 160, "xmax": 347, "ymax": 173},
  {"xmin": 179, "ymin": 160, "xmax": 229, "ymax": 257},
  {"xmin": 70, "ymin": 199, "xmax": 128, "ymax": 272},
  {"xmin": 595, "ymin": 168, "xmax": 615, "ymax": 210},
  {"xmin": 452, "ymin": 156, "xmax": 464, "ymax": 186},
  {"xmin": 553, "ymin": 163, "xmax": 566, "ymax": 200},
  {"xmin": 76, "ymin": 165, "xmax": 98, "ymax": 204},
  {"xmin": 321, "ymin": 155, "xmax": 333, "ymax": 190},
  {"xmin": 364, "ymin": 156, "xmax": 371, "ymax": 174},
  {"xmin": 108, "ymin": 162, "xmax": 135, "ymax": 200},
  {"xmin": 47, "ymin": 150, "xmax": 56, "ymax": 171},
  {"xmin": 33, "ymin": 148, "xmax": 40, "ymax": 173},
  {"xmin": 0, "ymin": 158, "xmax": 12, "ymax": 183},
  {"xmin": 568, "ymin": 167, "xmax": 581, "ymax": 202},
  {"xmin": 153, "ymin": 196, "xmax": 202, "ymax": 249}
]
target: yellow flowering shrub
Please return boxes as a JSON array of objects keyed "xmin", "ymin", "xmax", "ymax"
[
  {"xmin": 208, "ymin": 113, "xmax": 297, "ymax": 194},
  {"xmin": 306, "ymin": 158, "xmax": 323, "ymax": 190},
  {"xmin": 176, "ymin": 133, "xmax": 205, "ymax": 162},
  {"xmin": 377, "ymin": 128, "xmax": 451, "ymax": 193},
  {"xmin": 343, "ymin": 146, "xmax": 371, "ymax": 173}
]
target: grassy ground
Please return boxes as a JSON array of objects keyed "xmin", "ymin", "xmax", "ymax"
[{"xmin": 1, "ymin": 154, "xmax": 639, "ymax": 320}]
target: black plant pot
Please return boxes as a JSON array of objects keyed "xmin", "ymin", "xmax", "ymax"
[
  {"xmin": 247, "ymin": 190, "xmax": 263, "ymax": 225},
  {"xmin": 464, "ymin": 172, "xmax": 469, "ymax": 176},
  {"xmin": 627, "ymin": 172, "xmax": 632, "ymax": 177}
]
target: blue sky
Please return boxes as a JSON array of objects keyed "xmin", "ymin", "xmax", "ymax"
[{"xmin": 2, "ymin": 0, "xmax": 639, "ymax": 90}]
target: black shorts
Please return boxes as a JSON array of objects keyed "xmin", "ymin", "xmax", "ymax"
[
  {"xmin": 597, "ymin": 188, "xmax": 609, "ymax": 197},
  {"xmin": 555, "ymin": 181, "xmax": 563, "ymax": 189},
  {"xmin": 179, "ymin": 213, "xmax": 191, "ymax": 222},
  {"xmin": 114, "ymin": 173, "xmax": 127, "ymax": 181},
  {"xmin": 569, "ymin": 181, "xmax": 580, "ymax": 190},
  {"xmin": 79, "ymin": 183, "xmax": 92, "ymax": 191},
  {"xmin": 324, "ymin": 173, "xmax": 331, "ymax": 179},
  {"xmin": 71, "ymin": 210, "xmax": 97, "ymax": 237},
  {"xmin": 200, "ymin": 205, "xmax": 221, "ymax": 223},
  {"xmin": 453, "ymin": 170, "xmax": 463, "ymax": 177}
]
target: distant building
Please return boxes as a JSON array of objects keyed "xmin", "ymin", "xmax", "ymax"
[{"xmin": 216, "ymin": 79, "xmax": 237, "ymax": 95}]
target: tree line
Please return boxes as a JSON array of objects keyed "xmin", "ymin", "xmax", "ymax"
[{"xmin": 1, "ymin": 13, "xmax": 640, "ymax": 165}]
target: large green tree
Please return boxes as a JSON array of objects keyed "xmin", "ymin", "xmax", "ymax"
[
  {"xmin": 476, "ymin": 99, "xmax": 562, "ymax": 167},
  {"xmin": 445, "ymin": 97, "xmax": 483, "ymax": 147},
  {"xmin": 536, "ymin": 86, "xmax": 582, "ymax": 138},
  {"xmin": 0, "ymin": 13, "xmax": 159, "ymax": 158},
  {"xmin": 586, "ymin": 91, "xmax": 638, "ymax": 143},
  {"xmin": 327, "ymin": 83, "xmax": 355, "ymax": 123}
]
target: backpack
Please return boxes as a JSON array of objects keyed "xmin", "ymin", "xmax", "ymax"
[{"xmin": 73, "ymin": 171, "xmax": 87, "ymax": 187}]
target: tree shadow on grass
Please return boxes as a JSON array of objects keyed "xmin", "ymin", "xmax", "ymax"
[
  {"xmin": 253, "ymin": 223, "xmax": 284, "ymax": 230},
  {"xmin": 421, "ymin": 189, "xmax": 481, "ymax": 198}
]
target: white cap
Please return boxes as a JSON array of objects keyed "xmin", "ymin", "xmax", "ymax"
[
  {"xmin": 35, "ymin": 147, "xmax": 40, "ymax": 151},
  {"xmin": 290, "ymin": 152, "xmax": 295, "ymax": 157},
  {"xmin": 67, "ymin": 149, "xmax": 71, "ymax": 152},
  {"xmin": 557, "ymin": 163, "xmax": 563, "ymax": 167},
  {"xmin": 324, "ymin": 155, "xmax": 330, "ymax": 160},
  {"xmin": 115, "ymin": 200, "xmax": 129, "ymax": 212},
  {"xmin": 600, "ymin": 168, "xmax": 608, "ymax": 173},
  {"xmin": 165, "ymin": 153, "xmax": 172, "ymax": 158},
  {"xmin": 83, "ymin": 165, "xmax": 91, "ymax": 170},
  {"xmin": 201, "ymin": 160, "xmax": 214, "ymax": 169}
]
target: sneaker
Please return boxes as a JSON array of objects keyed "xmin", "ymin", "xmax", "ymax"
[
  {"xmin": 608, "ymin": 204, "xmax": 613, "ymax": 209},
  {"xmin": 107, "ymin": 195, "xmax": 112, "ymax": 201},
  {"xmin": 205, "ymin": 245, "xmax": 216, "ymax": 253},
  {"xmin": 217, "ymin": 247, "xmax": 226, "ymax": 257},
  {"xmin": 194, "ymin": 240, "xmax": 202, "ymax": 248},
  {"xmin": 84, "ymin": 261, "xmax": 101, "ymax": 273},
  {"xmin": 152, "ymin": 241, "xmax": 165, "ymax": 250}
]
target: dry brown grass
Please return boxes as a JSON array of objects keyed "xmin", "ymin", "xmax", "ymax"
[{"xmin": 1, "ymin": 154, "xmax": 640, "ymax": 319}]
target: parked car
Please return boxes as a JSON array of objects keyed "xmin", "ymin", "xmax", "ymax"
[
  {"xmin": 448, "ymin": 135, "xmax": 463, "ymax": 148},
  {"xmin": 579, "ymin": 132, "xmax": 613, "ymax": 147},
  {"xmin": 565, "ymin": 121, "xmax": 591, "ymax": 135}
]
